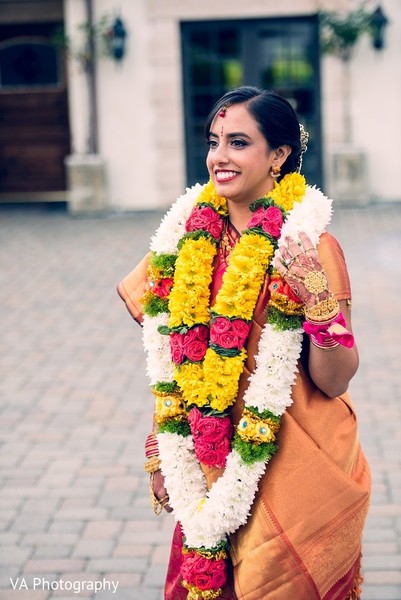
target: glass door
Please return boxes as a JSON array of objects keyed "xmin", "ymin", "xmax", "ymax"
[{"xmin": 181, "ymin": 16, "xmax": 322, "ymax": 189}]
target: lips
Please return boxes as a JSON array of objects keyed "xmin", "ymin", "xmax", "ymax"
[{"xmin": 215, "ymin": 170, "xmax": 240, "ymax": 183}]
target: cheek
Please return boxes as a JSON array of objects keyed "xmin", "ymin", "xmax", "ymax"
[{"xmin": 206, "ymin": 152, "xmax": 213, "ymax": 173}]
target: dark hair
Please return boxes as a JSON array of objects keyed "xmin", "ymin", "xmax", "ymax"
[{"xmin": 204, "ymin": 86, "xmax": 302, "ymax": 179}]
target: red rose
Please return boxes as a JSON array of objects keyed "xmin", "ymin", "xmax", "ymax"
[
  {"xmin": 195, "ymin": 438, "xmax": 231, "ymax": 467},
  {"xmin": 192, "ymin": 555, "xmax": 213, "ymax": 574},
  {"xmin": 211, "ymin": 330, "xmax": 240, "ymax": 349},
  {"xmin": 230, "ymin": 319, "xmax": 251, "ymax": 343},
  {"xmin": 196, "ymin": 416, "xmax": 232, "ymax": 442},
  {"xmin": 193, "ymin": 574, "xmax": 213, "ymax": 591},
  {"xmin": 181, "ymin": 551, "xmax": 197, "ymax": 581},
  {"xmin": 185, "ymin": 339, "xmax": 208, "ymax": 362},
  {"xmin": 209, "ymin": 559, "xmax": 227, "ymax": 588},
  {"xmin": 153, "ymin": 277, "xmax": 174, "ymax": 298},
  {"xmin": 269, "ymin": 277, "xmax": 302, "ymax": 303},
  {"xmin": 212, "ymin": 317, "xmax": 231, "ymax": 334},
  {"xmin": 183, "ymin": 325, "xmax": 208, "ymax": 347},
  {"xmin": 170, "ymin": 332, "xmax": 185, "ymax": 364}
]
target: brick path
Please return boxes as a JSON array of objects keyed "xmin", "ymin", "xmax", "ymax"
[{"xmin": 1, "ymin": 201, "xmax": 400, "ymax": 600}]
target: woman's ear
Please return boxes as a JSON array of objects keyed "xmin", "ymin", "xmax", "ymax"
[{"xmin": 274, "ymin": 144, "xmax": 292, "ymax": 166}]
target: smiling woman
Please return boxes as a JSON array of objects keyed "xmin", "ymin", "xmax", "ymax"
[{"xmin": 118, "ymin": 86, "xmax": 371, "ymax": 600}]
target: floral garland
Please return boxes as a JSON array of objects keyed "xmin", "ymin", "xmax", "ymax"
[{"xmin": 141, "ymin": 173, "xmax": 332, "ymax": 599}]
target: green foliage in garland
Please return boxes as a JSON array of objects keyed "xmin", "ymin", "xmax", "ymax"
[
  {"xmin": 233, "ymin": 435, "xmax": 277, "ymax": 465},
  {"xmin": 150, "ymin": 252, "xmax": 177, "ymax": 276},
  {"xmin": 152, "ymin": 381, "xmax": 179, "ymax": 395},
  {"xmin": 143, "ymin": 294, "xmax": 169, "ymax": 316},
  {"xmin": 177, "ymin": 230, "xmax": 216, "ymax": 250},
  {"xmin": 246, "ymin": 406, "xmax": 281, "ymax": 424},
  {"xmin": 158, "ymin": 419, "xmax": 191, "ymax": 437},
  {"xmin": 268, "ymin": 306, "xmax": 303, "ymax": 330}
]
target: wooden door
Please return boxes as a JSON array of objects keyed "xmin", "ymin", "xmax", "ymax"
[{"xmin": 0, "ymin": 23, "xmax": 70, "ymax": 195}]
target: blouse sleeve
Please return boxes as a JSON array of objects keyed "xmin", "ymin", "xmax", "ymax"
[
  {"xmin": 117, "ymin": 253, "xmax": 151, "ymax": 325},
  {"xmin": 317, "ymin": 232, "xmax": 351, "ymax": 301}
]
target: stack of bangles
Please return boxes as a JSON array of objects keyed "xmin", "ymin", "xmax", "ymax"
[
  {"xmin": 144, "ymin": 432, "xmax": 169, "ymax": 515},
  {"xmin": 303, "ymin": 296, "xmax": 355, "ymax": 350}
]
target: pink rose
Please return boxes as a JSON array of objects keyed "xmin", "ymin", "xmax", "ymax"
[
  {"xmin": 184, "ymin": 325, "xmax": 208, "ymax": 344},
  {"xmin": 185, "ymin": 206, "xmax": 224, "ymax": 239},
  {"xmin": 188, "ymin": 407, "xmax": 202, "ymax": 431},
  {"xmin": 195, "ymin": 437, "xmax": 231, "ymax": 468},
  {"xmin": 170, "ymin": 332, "xmax": 185, "ymax": 364},
  {"xmin": 261, "ymin": 206, "xmax": 283, "ymax": 237},
  {"xmin": 212, "ymin": 317, "xmax": 231, "ymax": 334},
  {"xmin": 230, "ymin": 319, "xmax": 251, "ymax": 339},
  {"xmin": 247, "ymin": 206, "xmax": 265, "ymax": 228},
  {"xmin": 211, "ymin": 329, "xmax": 240, "ymax": 349},
  {"xmin": 185, "ymin": 339, "xmax": 208, "ymax": 362},
  {"xmin": 248, "ymin": 205, "xmax": 283, "ymax": 238},
  {"xmin": 196, "ymin": 416, "xmax": 232, "ymax": 442}
]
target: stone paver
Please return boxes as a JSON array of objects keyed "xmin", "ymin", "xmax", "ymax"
[{"xmin": 1, "ymin": 200, "xmax": 401, "ymax": 599}]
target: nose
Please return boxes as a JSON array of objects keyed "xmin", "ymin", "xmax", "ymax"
[{"xmin": 212, "ymin": 141, "xmax": 229, "ymax": 165}]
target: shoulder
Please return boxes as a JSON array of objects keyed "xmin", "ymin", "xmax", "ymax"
[{"xmin": 317, "ymin": 232, "xmax": 351, "ymax": 300}]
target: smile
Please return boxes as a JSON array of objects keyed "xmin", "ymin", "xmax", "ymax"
[{"xmin": 215, "ymin": 170, "xmax": 239, "ymax": 183}]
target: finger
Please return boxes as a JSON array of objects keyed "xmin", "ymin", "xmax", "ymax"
[
  {"xmin": 285, "ymin": 236, "xmax": 303, "ymax": 257},
  {"xmin": 298, "ymin": 231, "xmax": 314, "ymax": 250}
]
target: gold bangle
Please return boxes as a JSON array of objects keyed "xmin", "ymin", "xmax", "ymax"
[
  {"xmin": 149, "ymin": 473, "xmax": 169, "ymax": 515},
  {"xmin": 305, "ymin": 297, "xmax": 340, "ymax": 323},
  {"xmin": 144, "ymin": 456, "xmax": 161, "ymax": 474}
]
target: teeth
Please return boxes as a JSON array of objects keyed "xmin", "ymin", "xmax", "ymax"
[{"xmin": 216, "ymin": 171, "xmax": 238, "ymax": 180}]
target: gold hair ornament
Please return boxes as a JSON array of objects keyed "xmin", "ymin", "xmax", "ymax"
[{"xmin": 297, "ymin": 123, "xmax": 309, "ymax": 173}]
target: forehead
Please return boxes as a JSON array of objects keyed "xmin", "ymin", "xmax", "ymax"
[{"xmin": 210, "ymin": 103, "xmax": 260, "ymax": 134}]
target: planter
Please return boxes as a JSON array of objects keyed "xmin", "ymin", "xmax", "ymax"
[
  {"xmin": 327, "ymin": 145, "xmax": 369, "ymax": 206},
  {"xmin": 65, "ymin": 154, "xmax": 108, "ymax": 215}
]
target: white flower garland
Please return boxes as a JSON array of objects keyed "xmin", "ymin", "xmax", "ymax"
[{"xmin": 143, "ymin": 183, "xmax": 333, "ymax": 549}]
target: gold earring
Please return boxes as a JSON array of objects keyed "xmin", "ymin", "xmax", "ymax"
[{"xmin": 270, "ymin": 165, "xmax": 281, "ymax": 179}]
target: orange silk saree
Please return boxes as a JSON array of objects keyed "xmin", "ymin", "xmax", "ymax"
[{"xmin": 118, "ymin": 231, "xmax": 371, "ymax": 600}]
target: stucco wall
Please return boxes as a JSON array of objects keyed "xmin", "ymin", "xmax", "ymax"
[{"xmin": 64, "ymin": 0, "xmax": 400, "ymax": 209}]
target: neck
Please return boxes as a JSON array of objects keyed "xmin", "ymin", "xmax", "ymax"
[
  {"xmin": 227, "ymin": 189, "xmax": 276, "ymax": 232},
  {"xmin": 226, "ymin": 202, "xmax": 253, "ymax": 233}
]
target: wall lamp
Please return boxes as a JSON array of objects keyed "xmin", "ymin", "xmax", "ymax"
[{"xmin": 370, "ymin": 5, "xmax": 389, "ymax": 50}]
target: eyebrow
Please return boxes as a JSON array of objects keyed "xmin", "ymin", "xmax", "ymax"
[{"xmin": 208, "ymin": 131, "xmax": 252, "ymax": 140}]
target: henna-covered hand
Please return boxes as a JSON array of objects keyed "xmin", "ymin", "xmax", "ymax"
[
  {"xmin": 152, "ymin": 469, "xmax": 173, "ymax": 513},
  {"xmin": 274, "ymin": 232, "xmax": 330, "ymax": 309}
]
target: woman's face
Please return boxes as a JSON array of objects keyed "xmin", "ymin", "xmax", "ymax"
[{"xmin": 206, "ymin": 103, "xmax": 276, "ymax": 205}]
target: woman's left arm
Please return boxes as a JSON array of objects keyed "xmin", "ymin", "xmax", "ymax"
[
  {"xmin": 306, "ymin": 299, "xmax": 359, "ymax": 397},
  {"xmin": 275, "ymin": 231, "xmax": 358, "ymax": 398}
]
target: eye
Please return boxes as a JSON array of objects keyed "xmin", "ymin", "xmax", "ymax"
[
  {"xmin": 206, "ymin": 139, "xmax": 218, "ymax": 149},
  {"xmin": 231, "ymin": 139, "xmax": 248, "ymax": 148}
]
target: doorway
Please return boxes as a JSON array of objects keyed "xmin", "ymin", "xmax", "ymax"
[
  {"xmin": 0, "ymin": 20, "xmax": 70, "ymax": 198},
  {"xmin": 181, "ymin": 16, "xmax": 322, "ymax": 189}
]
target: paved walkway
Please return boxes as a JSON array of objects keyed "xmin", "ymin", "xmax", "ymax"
[{"xmin": 0, "ymin": 200, "xmax": 400, "ymax": 600}]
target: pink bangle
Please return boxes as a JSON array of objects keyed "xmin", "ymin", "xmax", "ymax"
[
  {"xmin": 303, "ymin": 312, "xmax": 354, "ymax": 349},
  {"xmin": 145, "ymin": 432, "xmax": 159, "ymax": 458}
]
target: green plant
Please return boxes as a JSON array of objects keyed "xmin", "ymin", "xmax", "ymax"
[
  {"xmin": 52, "ymin": 13, "xmax": 115, "ymax": 72},
  {"xmin": 319, "ymin": 7, "xmax": 373, "ymax": 61}
]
